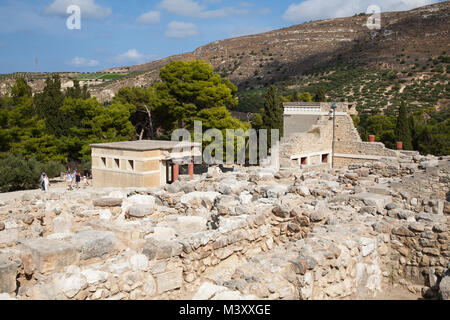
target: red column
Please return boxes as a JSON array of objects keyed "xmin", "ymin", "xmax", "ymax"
[
  {"xmin": 188, "ymin": 162, "xmax": 194, "ymax": 180},
  {"xmin": 396, "ymin": 142, "xmax": 403, "ymax": 150},
  {"xmin": 173, "ymin": 164, "xmax": 179, "ymax": 182},
  {"xmin": 369, "ymin": 135, "xmax": 375, "ymax": 143}
]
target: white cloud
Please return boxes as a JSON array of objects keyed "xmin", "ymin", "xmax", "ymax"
[
  {"xmin": 110, "ymin": 49, "xmax": 157, "ymax": 65},
  {"xmin": 282, "ymin": 0, "xmax": 439, "ymax": 23},
  {"xmin": 137, "ymin": 11, "xmax": 161, "ymax": 24},
  {"xmin": 45, "ymin": 0, "xmax": 112, "ymax": 19},
  {"xmin": 68, "ymin": 57, "xmax": 99, "ymax": 67},
  {"xmin": 165, "ymin": 21, "xmax": 198, "ymax": 39},
  {"xmin": 159, "ymin": 0, "xmax": 247, "ymax": 18}
]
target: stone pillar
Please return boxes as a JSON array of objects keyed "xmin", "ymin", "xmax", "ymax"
[
  {"xmin": 188, "ymin": 161, "xmax": 194, "ymax": 180},
  {"xmin": 173, "ymin": 164, "xmax": 179, "ymax": 182}
]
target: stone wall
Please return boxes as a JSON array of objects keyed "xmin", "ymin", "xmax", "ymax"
[
  {"xmin": 1, "ymin": 155, "xmax": 448, "ymax": 300},
  {"xmin": 280, "ymin": 118, "xmax": 333, "ymax": 168},
  {"xmin": 280, "ymin": 105, "xmax": 403, "ymax": 170},
  {"xmin": 284, "ymin": 115, "xmax": 321, "ymax": 138},
  {"xmin": 334, "ymin": 114, "xmax": 362, "ymax": 143},
  {"xmin": 335, "ymin": 141, "xmax": 398, "ymax": 157}
]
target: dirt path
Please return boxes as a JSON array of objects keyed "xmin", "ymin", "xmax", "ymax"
[{"xmin": 0, "ymin": 179, "xmax": 94, "ymax": 202}]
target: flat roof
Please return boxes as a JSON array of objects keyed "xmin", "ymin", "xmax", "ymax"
[
  {"xmin": 90, "ymin": 140, "xmax": 201, "ymax": 151},
  {"xmin": 283, "ymin": 102, "xmax": 357, "ymax": 107},
  {"xmin": 284, "ymin": 102, "xmax": 321, "ymax": 107}
]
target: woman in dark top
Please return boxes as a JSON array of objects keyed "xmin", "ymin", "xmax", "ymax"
[{"xmin": 75, "ymin": 170, "xmax": 81, "ymax": 188}]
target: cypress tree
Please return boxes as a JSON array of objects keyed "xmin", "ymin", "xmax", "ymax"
[
  {"xmin": 395, "ymin": 101, "xmax": 413, "ymax": 150},
  {"xmin": 35, "ymin": 74, "xmax": 65, "ymax": 136},
  {"xmin": 409, "ymin": 114, "xmax": 417, "ymax": 150},
  {"xmin": 314, "ymin": 86, "xmax": 327, "ymax": 102},
  {"xmin": 262, "ymin": 85, "xmax": 284, "ymax": 144}
]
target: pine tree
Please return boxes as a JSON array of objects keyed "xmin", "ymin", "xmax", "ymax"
[
  {"xmin": 395, "ymin": 101, "xmax": 413, "ymax": 150},
  {"xmin": 65, "ymin": 80, "xmax": 82, "ymax": 99}
]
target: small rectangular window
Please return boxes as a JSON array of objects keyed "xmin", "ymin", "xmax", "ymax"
[
  {"xmin": 114, "ymin": 158, "xmax": 120, "ymax": 169},
  {"xmin": 301, "ymin": 157, "xmax": 307, "ymax": 165},
  {"xmin": 101, "ymin": 157, "xmax": 106, "ymax": 167},
  {"xmin": 322, "ymin": 154, "xmax": 329, "ymax": 164},
  {"xmin": 128, "ymin": 160, "xmax": 134, "ymax": 171}
]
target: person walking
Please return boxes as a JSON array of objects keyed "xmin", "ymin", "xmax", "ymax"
[
  {"xmin": 40, "ymin": 172, "xmax": 46, "ymax": 191},
  {"xmin": 82, "ymin": 175, "xmax": 89, "ymax": 186},
  {"xmin": 66, "ymin": 170, "xmax": 73, "ymax": 190},
  {"xmin": 43, "ymin": 174, "xmax": 50, "ymax": 192},
  {"xmin": 75, "ymin": 170, "xmax": 81, "ymax": 189}
]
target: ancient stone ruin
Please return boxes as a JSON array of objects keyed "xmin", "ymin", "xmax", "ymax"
[
  {"xmin": 280, "ymin": 102, "xmax": 400, "ymax": 170},
  {"xmin": 0, "ymin": 153, "xmax": 449, "ymax": 300}
]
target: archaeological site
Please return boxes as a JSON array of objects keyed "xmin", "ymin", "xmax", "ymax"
[
  {"xmin": 0, "ymin": 1, "xmax": 448, "ymax": 308},
  {"xmin": 0, "ymin": 99, "xmax": 448, "ymax": 302}
]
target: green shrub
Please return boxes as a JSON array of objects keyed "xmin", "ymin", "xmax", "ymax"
[
  {"xmin": 43, "ymin": 160, "xmax": 66, "ymax": 178},
  {"xmin": 0, "ymin": 154, "xmax": 43, "ymax": 192}
]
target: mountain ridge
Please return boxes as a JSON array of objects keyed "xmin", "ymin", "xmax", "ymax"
[{"xmin": 0, "ymin": 2, "xmax": 448, "ymax": 105}]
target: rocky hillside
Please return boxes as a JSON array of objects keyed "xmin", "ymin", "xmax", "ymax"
[
  {"xmin": 0, "ymin": 2, "xmax": 448, "ymax": 105},
  {"xmin": 89, "ymin": 2, "xmax": 449, "ymax": 99}
]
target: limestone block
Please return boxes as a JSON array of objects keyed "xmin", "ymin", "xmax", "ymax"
[
  {"xmin": 93, "ymin": 198, "xmax": 123, "ymax": 207},
  {"xmin": 53, "ymin": 213, "xmax": 74, "ymax": 234},
  {"xmin": 21, "ymin": 238, "xmax": 79, "ymax": 274},
  {"xmin": 266, "ymin": 184, "xmax": 288, "ymax": 198},
  {"xmin": 128, "ymin": 254, "xmax": 148, "ymax": 271},
  {"xmin": 127, "ymin": 205, "xmax": 155, "ymax": 218},
  {"xmin": 359, "ymin": 237, "xmax": 377, "ymax": 257},
  {"xmin": 193, "ymin": 282, "xmax": 229, "ymax": 300},
  {"xmin": 0, "ymin": 229, "xmax": 19, "ymax": 245},
  {"xmin": 239, "ymin": 191, "xmax": 253, "ymax": 205},
  {"xmin": 123, "ymin": 195, "xmax": 156, "ymax": 207},
  {"xmin": 153, "ymin": 227, "xmax": 177, "ymax": 241},
  {"xmin": 80, "ymin": 269, "xmax": 109, "ymax": 285},
  {"xmin": 170, "ymin": 216, "xmax": 207, "ymax": 235},
  {"xmin": 216, "ymin": 196, "xmax": 239, "ymax": 215},
  {"xmin": 71, "ymin": 230, "xmax": 116, "ymax": 260},
  {"xmin": 352, "ymin": 193, "xmax": 392, "ymax": 212},
  {"xmin": 143, "ymin": 275, "xmax": 156, "ymax": 297},
  {"xmin": 0, "ymin": 256, "xmax": 19, "ymax": 294},
  {"xmin": 366, "ymin": 184, "xmax": 391, "ymax": 196},
  {"xmin": 54, "ymin": 268, "xmax": 88, "ymax": 299},
  {"xmin": 408, "ymin": 222, "xmax": 426, "ymax": 233},
  {"xmin": 142, "ymin": 238, "xmax": 182, "ymax": 260},
  {"xmin": 439, "ymin": 276, "xmax": 450, "ymax": 300},
  {"xmin": 180, "ymin": 192, "xmax": 220, "ymax": 209},
  {"xmin": 156, "ymin": 268, "xmax": 183, "ymax": 294}
]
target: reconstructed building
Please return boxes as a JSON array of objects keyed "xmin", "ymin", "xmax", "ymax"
[
  {"xmin": 280, "ymin": 102, "xmax": 400, "ymax": 169},
  {"xmin": 90, "ymin": 140, "xmax": 202, "ymax": 188}
]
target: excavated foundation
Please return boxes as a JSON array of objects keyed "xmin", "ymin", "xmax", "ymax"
[{"xmin": 0, "ymin": 155, "xmax": 449, "ymax": 300}]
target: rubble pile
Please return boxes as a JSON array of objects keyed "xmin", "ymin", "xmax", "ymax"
[{"xmin": 0, "ymin": 154, "xmax": 449, "ymax": 300}]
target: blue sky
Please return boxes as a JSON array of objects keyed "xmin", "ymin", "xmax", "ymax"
[{"xmin": 0, "ymin": 0, "xmax": 443, "ymax": 73}]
